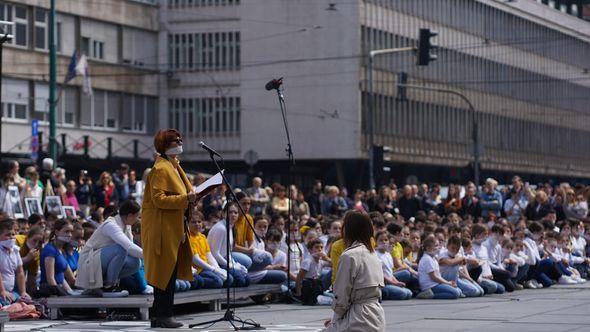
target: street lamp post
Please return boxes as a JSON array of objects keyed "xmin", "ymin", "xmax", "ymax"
[
  {"xmin": 367, "ymin": 47, "xmax": 415, "ymax": 189},
  {"xmin": 396, "ymin": 84, "xmax": 480, "ymax": 188},
  {"xmin": 0, "ymin": 21, "xmax": 13, "ymax": 166},
  {"xmin": 48, "ymin": 0, "xmax": 57, "ymax": 163}
]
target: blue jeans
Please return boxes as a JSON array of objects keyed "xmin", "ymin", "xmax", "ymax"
[
  {"xmin": 0, "ymin": 291, "xmax": 19, "ymax": 306},
  {"xmin": 393, "ymin": 269, "xmax": 420, "ymax": 294},
  {"xmin": 119, "ymin": 259, "xmax": 148, "ymax": 294},
  {"xmin": 479, "ymin": 278, "xmax": 505, "ymax": 294},
  {"xmin": 430, "ymin": 284, "xmax": 461, "ymax": 299},
  {"xmin": 175, "ymin": 280, "xmax": 191, "ymax": 292},
  {"xmin": 514, "ymin": 264, "xmax": 530, "ymax": 284},
  {"xmin": 228, "ymin": 268, "xmax": 249, "ymax": 287},
  {"xmin": 232, "ymin": 252, "xmax": 253, "ymax": 270},
  {"xmin": 457, "ymin": 278, "xmax": 484, "ymax": 297},
  {"xmin": 554, "ymin": 261, "xmax": 572, "ymax": 277},
  {"xmin": 100, "ymin": 244, "xmax": 141, "ymax": 285},
  {"xmin": 529, "ymin": 259, "xmax": 554, "ymax": 287},
  {"xmin": 192, "ymin": 270, "xmax": 224, "ymax": 289},
  {"xmin": 258, "ymin": 270, "xmax": 287, "ymax": 284},
  {"xmin": 250, "ymin": 252, "xmax": 273, "ymax": 272},
  {"xmin": 382, "ymin": 285, "xmax": 412, "ymax": 300}
]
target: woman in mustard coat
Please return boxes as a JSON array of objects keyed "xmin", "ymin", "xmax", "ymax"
[{"xmin": 142, "ymin": 129, "xmax": 198, "ymax": 328}]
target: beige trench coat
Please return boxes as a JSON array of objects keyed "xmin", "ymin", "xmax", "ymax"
[{"xmin": 324, "ymin": 242, "xmax": 385, "ymax": 332}]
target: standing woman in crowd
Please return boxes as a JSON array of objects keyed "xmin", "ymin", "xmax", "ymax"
[
  {"xmin": 324, "ymin": 211, "xmax": 385, "ymax": 332},
  {"xmin": 141, "ymin": 129, "xmax": 199, "ymax": 329},
  {"xmin": 94, "ymin": 172, "xmax": 118, "ymax": 208}
]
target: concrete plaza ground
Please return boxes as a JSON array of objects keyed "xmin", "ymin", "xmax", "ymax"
[{"xmin": 6, "ymin": 283, "xmax": 590, "ymax": 331}]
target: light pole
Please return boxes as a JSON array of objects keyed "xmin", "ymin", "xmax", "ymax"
[
  {"xmin": 0, "ymin": 21, "xmax": 13, "ymax": 166},
  {"xmin": 367, "ymin": 47, "xmax": 415, "ymax": 189},
  {"xmin": 48, "ymin": 0, "xmax": 57, "ymax": 163},
  {"xmin": 396, "ymin": 84, "xmax": 480, "ymax": 188}
]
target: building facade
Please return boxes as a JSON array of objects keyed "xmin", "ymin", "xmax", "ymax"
[
  {"xmin": 1, "ymin": 0, "xmax": 160, "ymax": 167},
  {"xmin": 162, "ymin": 0, "xmax": 590, "ymax": 187},
  {"xmin": 3, "ymin": 0, "xmax": 590, "ymax": 188}
]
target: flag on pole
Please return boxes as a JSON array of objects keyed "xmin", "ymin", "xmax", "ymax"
[
  {"xmin": 63, "ymin": 50, "xmax": 78, "ymax": 84},
  {"xmin": 75, "ymin": 55, "xmax": 93, "ymax": 96}
]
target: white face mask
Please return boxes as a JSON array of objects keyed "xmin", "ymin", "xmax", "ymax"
[
  {"xmin": 377, "ymin": 243, "xmax": 390, "ymax": 251},
  {"xmin": 57, "ymin": 235, "xmax": 72, "ymax": 243},
  {"xmin": 255, "ymin": 229, "xmax": 266, "ymax": 239},
  {"xmin": 165, "ymin": 145, "xmax": 183, "ymax": 156},
  {"xmin": 266, "ymin": 242, "xmax": 278, "ymax": 251},
  {"xmin": 502, "ymin": 249, "xmax": 511, "ymax": 258},
  {"xmin": 489, "ymin": 235, "xmax": 499, "ymax": 246},
  {"xmin": 0, "ymin": 239, "xmax": 15, "ymax": 249},
  {"xmin": 428, "ymin": 248, "xmax": 440, "ymax": 257}
]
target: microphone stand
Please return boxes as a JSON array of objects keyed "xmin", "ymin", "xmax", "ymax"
[
  {"xmin": 273, "ymin": 86, "xmax": 299, "ymax": 304},
  {"xmin": 189, "ymin": 150, "xmax": 263, "ymax": 331}
]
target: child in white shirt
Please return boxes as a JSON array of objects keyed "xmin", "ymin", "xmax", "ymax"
[
  {"xmin": 375, "ymin": 231, "xmax": 412, "ymax": 300},
  {"xmin": 296, "ymin": 238, "xmax": 331, "ymax": 305},
  {"xmin": 417, "ymin": 235, "xmax": 461, "ymax": 299},
  {"xmin": 439, "ymin": 235, "xmax": 483, "ymax": 297}
]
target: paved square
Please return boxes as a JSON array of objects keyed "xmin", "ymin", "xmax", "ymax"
[{"xmin": 6, "ymin": 284, "xmax": 590, "ymax": 331}]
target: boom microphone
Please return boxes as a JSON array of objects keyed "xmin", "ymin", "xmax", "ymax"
[{"xmin": 265, "ymin": 77, "xmax": 283, "ymax": 91}]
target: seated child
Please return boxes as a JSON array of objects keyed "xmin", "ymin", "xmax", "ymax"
[
  {"xmin": 248, "ymin": 216, "xmax": 287, "ymax": 285},
  {"xmin": 417, "ymin": 235, "xmax": 461, "ymax": 299},
  {"xmin": 440, "ymin": 235, "xmax": 484, "ymax": 297},
  {"xmin": 296, "ymin": 238, "xmax": 331, "ymax": 305},
  {"xmin": 188, "ymin": 211, "xmax": 227, "ymax": 290},
  {"xmin": 0, "ymin": 220, "xmax": 31, "ymax": 305},
  {"xmin": 375, "ymin": 231, "xmax": 412, "ymax": 300},
  {"xmin": 471, "ymin": 224, "xmax": 506, "ymax": 294}
]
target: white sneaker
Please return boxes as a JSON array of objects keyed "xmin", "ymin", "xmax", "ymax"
[
  {"xmin": 142, "ymin": 285, "xmax": 154, "ymax": 295},
  {"xmin": 524, "ymin": 280, "xmax": 537, "ymax": 289},
  {"xmin": 572, "ymin": 275, "xmax": 586, "ymax": 283},
  {"xmin": 558, "ymin": 276, "xmax": 577, "ymax": 285},
  {"xmin": 530, "ymin": 280, "xmax": 542, "ymax": 289}
]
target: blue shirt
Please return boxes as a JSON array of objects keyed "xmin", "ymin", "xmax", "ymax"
[
  {"xmin": 65, "ymin": 249, "xmax": 79, "ymax": 273},
  {"xmin": 40, "ymin": 243, "xmax": 68, "ymax": 285},
  {"xmin": 479, "ymin": 191, "xmax": 503, "ymax": 218}
]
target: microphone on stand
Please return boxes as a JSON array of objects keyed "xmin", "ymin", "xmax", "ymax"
[
  {"xmin": 199, "ymin": 141, "xmax": 221, "ymax": 157},
  {"xmin": 265, "ymin": 77, "xmax": 283, "ymax": 91}
]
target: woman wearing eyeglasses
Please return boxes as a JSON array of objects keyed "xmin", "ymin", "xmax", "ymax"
[{"xmin": 141, "ymin": 129, "xmax": 198, "ymax": 328}]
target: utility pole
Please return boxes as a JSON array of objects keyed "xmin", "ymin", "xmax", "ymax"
[
  {"xmin": 367, "ymin": 47, "xmax": 415, "ymax": 189},
  {"xmin": 0, "ymin": 21, "xmax": 13, "ymax": 167},
  {"xmin": 48, "ymin": 0, "xmax": 57, "ymax": 164},
  {"xmin": 396, "ymin": 84, "xmax": 480, "ymax": 188}
]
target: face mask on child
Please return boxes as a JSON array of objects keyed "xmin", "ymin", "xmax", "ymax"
[
  {"xmin": 489, "ymin": 235, "xmax": 499, "ymax": 246},
  {"xmin": 255, "ymin": 230, "xmax": 266, "ymax": 239},
  {"xmin": 267, "ymin": 242, "xmax": 278, "ymax": 251},
  {"xmin": 57, "ymin": 235, "xmax": 72, "ymax": 244},
  {"xmin": 0, "ymin": 239, "xmax": 15, "ymax": 249},
  {"xmin": 377, "ymin": 243, "xmax": 390, "ymax": 251},
  {"xmin": 427, "ymin": 248, "xmax": 440, "ymax": 257},
  {"xmin": 502, "ymin": 248, "xmax": 511, "ymax": 258}
]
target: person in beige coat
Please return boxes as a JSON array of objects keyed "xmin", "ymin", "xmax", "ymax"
[
  {"xmin": 323, "ymin": 211, "xmax": 385, "ymax": 332},
  {"xmin": 76, "ymin": 200, "xmax": 143, "ymax": 294}
]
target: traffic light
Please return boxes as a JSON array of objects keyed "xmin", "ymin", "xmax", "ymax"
[
  {"xmin": 373, "ymin": 145, "xmax": 384, "ymax": 186},
  {"xmin": 417, "ymin": 28, "xmax": 438, "ymax": 66}
]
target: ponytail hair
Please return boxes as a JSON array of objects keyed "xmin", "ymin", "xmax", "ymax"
[{"xmin": 417, "ymin": 234, "xmax": 437, "ymax": 262}]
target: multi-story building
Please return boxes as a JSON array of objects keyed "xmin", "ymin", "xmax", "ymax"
[
  {"xmin": 163, "ymin": 0, "xmax": 590, "ymax": 188},
  {"xmin": 1, "ymin": 0, "xmax": 159, "ymax": 169},
  {"xmin": 4, "ymin": 0, "xmax": 590, "ymax": 188}
]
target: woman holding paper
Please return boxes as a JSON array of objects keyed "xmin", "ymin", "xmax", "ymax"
[{"xmin": 141, "ymin": 129, "xmax": 199, "ymax": 329}]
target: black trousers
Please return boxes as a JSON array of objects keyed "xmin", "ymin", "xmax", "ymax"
[{"xmin": 151, "ymin": 262, "xmax": 178, "ymax": 319}]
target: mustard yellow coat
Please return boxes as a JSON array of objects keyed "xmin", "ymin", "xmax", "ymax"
[{"xmin": 141, "ymin": 156, "xmax": 194, "ymax": 290}]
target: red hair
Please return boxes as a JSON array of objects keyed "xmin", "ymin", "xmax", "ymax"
[{"xmin": 154, "ymin": 129, "xmax": 182, "ymax": 154}]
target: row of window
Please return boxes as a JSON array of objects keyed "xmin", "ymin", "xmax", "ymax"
[
  {"xmin": 168, "ymin": 97, "xmax": 241, "ymax": 136},
  {"xmin": 168, "ymin": 32, "xmax": 240, "ymax": 70},
  {"xmin": 167, "ymin": 0, "xmax": 240, "ymax": 8},
  {"xmin": 1, "ymin": 79, "xmax": 157, "ymax": 134}
]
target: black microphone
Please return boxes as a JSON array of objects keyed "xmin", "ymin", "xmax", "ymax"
[
  {"xmin": 199, "ymin": 141, "xmax": 221, "ymax": 157},
  {"xmin": 265, "ymin": 77, "xmax": 283, "ymax": 91}
]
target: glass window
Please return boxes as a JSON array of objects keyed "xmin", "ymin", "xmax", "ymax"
[
  {"xmin": 107, "ymin": 92, "xmax": 120, "ymax": 129},
  {"xmin": 93, "ymin": 91, "xmax": 105, "ymax": 127}
]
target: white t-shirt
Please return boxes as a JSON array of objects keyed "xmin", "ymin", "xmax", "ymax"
[
  {"xmin": 571, "ymin": 236, "xmax": 587, "ymax": 256},
  {"xmin": 523, "ymin": 237, "xmax": 541, "ymax": 265},
  {"xmin": 472, "ymin": 242, "xmax": 493, "ymax": 277},
  {"xmin": 300, "ymin": 256, "xmax": 327, "ymax": 279},
  {"xmin": 438, "ymin": 248, "xmax": 461, "ymax": 282},
  {"xmin": 377, "ymin": 250, "xmax": 394, "ymax": 278},
  {"xmin": 0, "ymin": 245, "xmax": 22, "ymax": 292},
  {"xmin": 418, "ymin": 253, "xmax": 440, "ymax": 291},
  {"xmin": 271, "ymin": 250, "xmax": 287, "ymax": 267}
]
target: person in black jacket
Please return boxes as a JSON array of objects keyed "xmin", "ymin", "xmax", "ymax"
[
  {"xmin": 525, "ymin": 191, "xmax": 552, "ymax": 221},
  {"xmin": 397, "ymin": 185, "xmax": 421, "ymax": 221}
]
